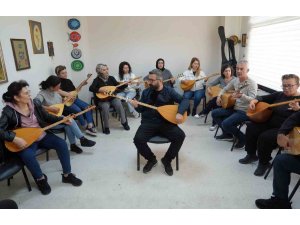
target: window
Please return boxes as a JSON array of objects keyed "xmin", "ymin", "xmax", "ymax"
[{"xmin": 248, "ymin": 16, "xmax": 300, "ymax": 91}]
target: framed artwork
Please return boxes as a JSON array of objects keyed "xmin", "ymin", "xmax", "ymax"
[
  {"xmin": 0, "ymin": 42, "xmax": 8, "ymax": 84},
  {"xmin": 47, "ymin": 41, "xmax": 54, "ymax": 57},
  {"xmin": 29, "ymin": 20, "xmax": 44, "ymax": 54},
  {"xmin": 10, "ymin": 39, "xmax": 31, "ymax": 71},
  {"xmin": 242, "ymin": 33, "xmax": 247, "ymax": 47}
]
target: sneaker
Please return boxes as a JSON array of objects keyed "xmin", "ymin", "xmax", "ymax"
[
  {"xmin": 239, "ymin": 154, "xmax": 258, "ymax": 164},
  {"xmin": 191, "ymin": 109, "xmax": 197, "ymax": 116},
  {"xmin": 254, "ymin": 162, "xmax": 271, "ymax": 176},
  {"xmin": 161, "ymin": 158, "xmax": 173, "ymax": 176},
  {"xmin": 255, "ymin": 196, "xmax": 291, "ymax": 209},
  {"xmin": 209, "ymin": 125, "xmax": 217, "ymax": 131},
  {"xmin": 70, "ymin": 144, "xmax": 83, "ymax": 154},
  {"xmin": 122, "ymin": 122, "xmax": 130, "ymax": 131},
  {"xmin": 132, "ymin": 111, "xmax": 140, "ymax": 118},
  {"xmin": 85, "ymin": 127, "xmax": 97, "ymax": 137},
  {"xmin": 143, "ymin": 159, "xmax": 158, "ymax": 174},
  {"xmin": 234, "ymin": 140, "xmax": 245, "ymax": 149},
  {"xmin": 62, "ymin": 173, "xmax": 82, "ymax": 186},
  {"xmin": 215, "ymin": 134, "xmax": 233, "ymax": 141},
  {"xmin": 103, "ymin": 127, "xmax": 110, "ymax": 135},
  {"xmin": 35, "ymin": 174, "xmax": 51, "ymax": 195},
  {"xmin": 80, "ymin": 137, "xmax": 96, "ymax": 147},
  {"xmin": 194, "ymin": 114, "xmax": 200, "ymax": 118}
]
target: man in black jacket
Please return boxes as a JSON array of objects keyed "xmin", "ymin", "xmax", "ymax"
[
  {"xmin": 255, "ymin": 111, "xmax": 300, "ymax": 209},
  {"xmin": 89, "ymin": 63, "xmax": 129, "ymax": 134},
  {"xmin": 131, "ymin": 69, "xmax": 189, "ymax": 176}
]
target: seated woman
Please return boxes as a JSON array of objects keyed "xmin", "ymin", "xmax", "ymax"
[
  {"xmin": 0, "ymin": 80, "xmax": 82, "ymax": 195},
  {"xmin": 179, "ymin": 57, "xmax": 206, "ymax": 116},
  {"xmin": 35, "ymin": 75, "xmax": 96, "ymax": 154},
  {"xmin": 195, "ymin": 64, "xmax": 236, "ymax": 131},
  {"xmin": 155, "ymin": 58, "xmax": 175, "ymax": 88},
  {"xmin": 239, "ymin": 74, "xmax": 300, "ymax": 176},
  {"xmin": 55, "ymin": 65, "xmax": 97, "ymax": 136},
  {"xmin": 117, "ymin": 61, "xmax": 140, "ymax": 118}
]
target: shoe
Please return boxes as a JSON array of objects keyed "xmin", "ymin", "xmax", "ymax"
[
  {"xmin": 132, "ymin": 111, "xmax": 140, "ymax": 118},
  {"xmin": 255, "ymin": 196, "xmax": 291, "ymax": 209},
  {"xmin": 85, "ymin": 127, "xmax": 97, "ymax": 137},
  {"xmin": 62, "ymin": 173, "xmax": 82, "ymax": 186},
  {"xmin": 191, "ymin": 109, "xmax": 196, "ymax": 116},
  {"xmin": 35, "ymin": 174, "xmax": 51, "ymax": 195},
  {"xmin": 254, "ymin": 162, "xmax": 271, "ymax": 176},
  {"xmin": 161, "ymin": 158, "xmax": 173, "ymax": 176},
  {"xmin": 187, "ymin": 109, "xmax": 191, "ymax": 116},
  {"xmin": 80, "ymin": 137, "xmax": 96, "ymax": 147},
  {"xmin": 122, "ymin": 122, "xmax": 130, "ymax": 131},
  {"xmin": 234, "ymin": 140, "xmax": 245, "ymax": 149},
  {"xmin": 194, "ymin": 114, "xmax": 200, "ymax": 118},
  {"xmin": 70, "ymin": 144, "xmax": 83, "ymax": 154},
  {"xmin": 143, "ymin": 159, "xmax": 158, "ymax": 174},
  {"xmin": 103, "ymin": 127, "xmax": 110, "ymax": 135},
  {"xmin": 209, "ymin": 125, "xmax": 217, "ymax": 131},
  {"xmin": 239, "ymin": 154, "xmax": 258, "ymax": 164},
  {"xmin": 215, "ymin": 134, "xmax": 233, "ymax": 141}
]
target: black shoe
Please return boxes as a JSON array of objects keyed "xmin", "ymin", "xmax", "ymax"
[
  {"xmin": 122, "ymin": 122, "xmax": 130, "ymax": 131},
  {"xmin": 254, "ymin": 162, "xmax": 271, "ymax": 176},
  {"xmin": 215, "ymin": 134, "xmax": 233, "ymax": 141},
  {"xmin": 103, "ymin": 127, "xmax": 110, "ymax": 135},
  {"xmin": 255, "ymin": 196, "xmax": 291, "ymax": 209},
  {"xmin": 143, "ymin": 159, "xmax": 158, "ymax": 174},
  {"xmin": 70, "ymin": 144, "xmax": 83, "ymax": 154},
  {"xmin": 234, "ymin": 140, "xmax": 245, "ymax": 149},
  {"xmin": 62, "ymin": 173, "xmax": 82, "ymax": 186},
  {"xmin": 239, "ymin": 154, "xmax": 258, "ymax": 164},
  {"xmin": 35, "ymin": 174, "xmax": 51, "ymax": 195},
  {"xmin": 187, "ymin": 108, "xmax": 191, "ymax": 116},
  {"xmin": 161, "ymin": 158, "xmax": 173, "ymax": 176},
  {"xmin": 191, "ymin": 108, "xmax": 196, "ymax": 116},
  {"xmin": 80, "ymin": 137, "xmax": 96, "ymax": 147}
]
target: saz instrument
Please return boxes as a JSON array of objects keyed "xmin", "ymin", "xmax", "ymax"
[
  {"xmin": 247, "ymin": 99, "xmax": 300, "ymax": 123},
  {"xmin": 96, "ymin": 76, "xmax": 142, "ymax": 100},
  {"xmin": 180, "ymin": 73, "xmax": 219, "ymax": 91},
  {"xmin": 47, "ymin": 103, "xmax": 65, "ymax": 117},
  {"xmin": 207, "ymin": 85, "xmax": 222, "ymax": 98},
  {"xmin": 104, "ymin": 91, "xmax": 187, "ymax": 125},
  {"xmin": 287, "ymin": 127, "xmax": 300, "ymax": 155},
  {"xmin": 5, "ymin": 105, "xmax": 96, "ymax": 152},
  {"xmin": 144, "ymin": 73, "xmax": 184, "ymax": 89},
  {"xmin": 220, "ymin": 82, "xmax": 249, "ymax": 109},
  {"xmin": 64, "ymin": 73, "xmax": 93, "ymax": 107}
]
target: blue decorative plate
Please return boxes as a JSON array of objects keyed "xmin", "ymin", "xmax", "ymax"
[
  {"xmin": 71, "ymin": 60, "xmax": 84, "ymax": 71},
  {"xmin": 71, "ymin": 48, "xmax": 82, "ymax": 59},
  {"xmin": 68, "ymin": 18, "xmax": 80, "ymax": 30}
]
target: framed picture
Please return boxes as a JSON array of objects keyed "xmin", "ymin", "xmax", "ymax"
[
  {"xmin": 242, "ymin": 33, "xmax": 247, "ymax": 47},
  {"xmin": 29, "ymin": 20, "xmax": 44, "ymax": 54},
  {"xmin": 47, "ymin": 41, "xmax": 54, "ymax": 57},
  {"xmin": 10, "ymin": 39, "xmax": 31, "ymax": 71},
  {"xmin": 0, "ymin": 42, "xmax": 8, "ymax": 84}
]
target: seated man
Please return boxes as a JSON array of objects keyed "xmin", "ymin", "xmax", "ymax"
[
  {"xmin": 255, "ymin": 111, "xmax": 300, "ymax": 209},
  {"xmin": 211, "ymin": 59, "xmax": 257, "ymax": 149},
  {"xmin": 89, "ymin": 63, "xmax": 130, "ymax": 134},
  {"xmin": 130, "ymin": 69, "xmax": 189, "ymax": 176}
]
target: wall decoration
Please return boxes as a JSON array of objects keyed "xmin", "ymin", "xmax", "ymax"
[
  {"xmin": 0, "ymin": 42, "xmax": 8, "ymax": 84},
  {"xmin": 68, "ymin": 18, "xmax": 81, "ymax": 30},
  {"xmin": 72, "ymin": 43, "xmax": 79, "ymax": 48},
  {"xmin": 71, "ymin": 48, "xmax": 82, "ymax": 59},
  {"xmin": 10, "ymin": 39, "xmax": 31, "ymax": 71},
  {"xmin": 47, "ymin": 41, "xmax": 54, "ymax": 57},
  {"xmin": 71, "ymin": 60, "xmax": 84, "ymax": 71},
  {"xmin": 69, "ymin": 31, "xmax": 81, "ymax": 42},
  {"xmin": 242, "ymin": 33, "xmax": 247, "ymax": 47},
  {"xmin": 29, "ymin": 20, "xmax": 44, "ymax": 54}
]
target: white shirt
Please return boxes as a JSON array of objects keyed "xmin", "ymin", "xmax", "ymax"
[
  {"xmin": 179, "ymin": 69, "xmax": 206, "ymax": 91},
  {"xmin": 120, "ymin": 73, "xmax": 139, "ymax": 91}
]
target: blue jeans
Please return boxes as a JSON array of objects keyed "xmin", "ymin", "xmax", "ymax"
[
  {"xmin": 273, "ymin": 154, "xmax": 300, "ymax": 200},
  {"xmin": 211, "ymin": 108, "xmax": 248, "ymax": 143},
  {"xmin": 64, "ymin": 98, "xmax": 93, "ymax": 127},
  {"xmin": 183, "ymin": 89, "xmax": 206, "ymax": 112},
  {"xmin": 53, "ymin": 119, "xmax": 84, "ymax": 145},
  {"xmin": 117, "ymin": 90, "xmax": 137, "ymax": 113},
  {"xmin": 17, "ymin": 133, "xmax": 71, "ymax": 179}
]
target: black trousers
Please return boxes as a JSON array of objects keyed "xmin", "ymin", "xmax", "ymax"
[
  {"xmin": 133, "ymin": 122, "xmax": 185, "ymax": 163},
  {"xmin": 201, "ymin": 96, "xmax": 219, "ymax": 115},
  {"xmin": 245, "ymin": 122, "xmax": 278, "ymax": 164}
]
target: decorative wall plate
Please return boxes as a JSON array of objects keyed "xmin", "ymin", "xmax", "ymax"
[
  {"xmin": 71, "ymin": 48, "xmax": 82, "ymax": 59},
  {"xmin": 71, "ymin": 60, "xmax": 84, "ymax": 71},
  {"xmin": 69, "ymin": 31, "xmax": 81, "ymax": 42},
  {"xmin": 68, "ymin": 18, "xmax": 81, "ymax": 30}
]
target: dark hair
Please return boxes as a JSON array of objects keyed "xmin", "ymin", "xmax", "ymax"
[
  {"xmin": 282, "ymin": 74, "xmax": 299, "ymax": 85},
  {"xmin": 221, "ymin": 64, "xmax": 234, "ymax": 78},
  {"xmin": 55, "ymin": 65, "xmax": 66, "ymax": 76},
  {"xmin": 39, "ymin": 75, "xmax": 61, "ymax": 90},
  {"xmin": 118, "ymin": 61, "xmax": 132, "ymax": 80},
  {"xmin": 156, "ymin": 58, "xmax": 165, "ymax": 70},
  {"xmin": 2, "ymin": 80, "xmax": 29, "ymax": 103}
]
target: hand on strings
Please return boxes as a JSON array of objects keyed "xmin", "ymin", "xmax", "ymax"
[
  {"xmin": 130, "ymin": 98, "xmax": 139, "ymax": 108},
  {"xmin": 288, "ymin": 101, "xmax": 300, "ymax": 111},
  {"xmin": 249, "ymin": 99, "xmax": 258, "ymax": 111}
]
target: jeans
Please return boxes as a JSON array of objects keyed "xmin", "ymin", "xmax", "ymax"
[
  {"xmin": 64, "ymin": 98, "xmax": 93, "ymax": 127},
  {"xmin": 273, "ymin": 154, "xmax": 300, "ymax": 200},
  {"xmin": 117, "ymin": 90, "xmax": 137, "ymax": 113},
  {"xmin": 183, "ymin": 89, "xmax": 206, "ymax": 113},
  {"xmin": 211, "ymin": 108, "xmax": 248, "ymax": 143},
  {"xmin": 53, "ymin": 119, "xmax": 84, "ymax": 145},
  {"xmin": 17, "ymin": 133, "xmax": 71, "ymax": 179}
]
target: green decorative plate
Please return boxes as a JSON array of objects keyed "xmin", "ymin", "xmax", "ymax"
[{"xmin": 71, "ymin": 60, "xmax": 84, "ymax": 71}]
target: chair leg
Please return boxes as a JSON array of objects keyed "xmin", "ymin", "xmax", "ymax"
[
  {"xmin": 137, "ymin": 151, "xmax": 140, "ymax": 171},
  {"xmin": 214, "ymin": 125, "xmax": 220, "ymax": 137},
  {"xmin": 46, "ymin": 150, "xmax": 49, "ymax": 161},
  {"xmin": 176, "ymin": 153, "xmax": 179, "ymax": 171},
  {"xmin": 204, "ymin": 113, "xmax": 208, "ymax": 124},
  {"xmin": 21, "ymin": 167, "xmax": 32, "ymax": 192},
  {"xmin": 95, "ymin": 108, "xmax": 98, "ymax": 127},
  {"xmin": 264, "ymin": 148, "xmax": 282, "ymax": 180},
  {"xmin": 99, "ymin": 110, "xmax": 104, "ymax": 133},
  {"xmin": 231, "ymin": 138, "xmax": 236, "ymax": 151},
  {"xmin": 288, "ymin": 178, "xmax": 300, "ymax": 202}
]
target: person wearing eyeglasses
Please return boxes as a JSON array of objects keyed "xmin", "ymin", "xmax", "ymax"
[{"xmin": 239, "ymin": 74, "xmax": 300, "ymax": 177}]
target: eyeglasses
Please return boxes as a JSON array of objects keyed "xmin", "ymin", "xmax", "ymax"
[
  {"xmin": 281, "ymin": 84, "xmax": 298, "ymax": 89},
  {"xmin": 147, "ymin": 79, "xmax": 157, "ymax": 82}
]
